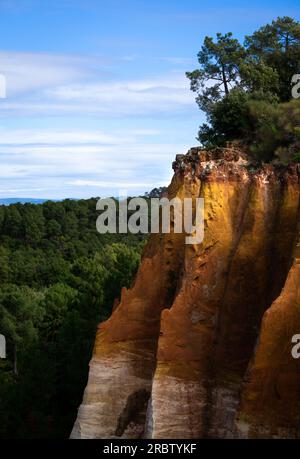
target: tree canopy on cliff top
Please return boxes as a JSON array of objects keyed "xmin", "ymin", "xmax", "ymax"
[{"xmin": 187, "ymin": 16, "xmax": 300, "ymax": 162}]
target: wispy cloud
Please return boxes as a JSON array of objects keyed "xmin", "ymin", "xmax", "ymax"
[
  {"xmin": 0, "ymin": 51, "xmax": 108, "ymax": 96},
  {"xmin": 161, "ymin": 57, "xmax": 195, "ymax": 65},
  {"xmin": 0, "ymin": 49, "xmax": 197, "ymax": 198},
  {"xmin": 0, "ymin": 127, "xmax": 190, "ymax": 198},
  {"xmin": 67, "ymin": 179, "xmax": 156, "ymax": 188},
  {"xmin": 0, "ymin": 51, "xmax": 194, "ymax": 117},
  {"xmin": 47, "ymin": 76, "xmax": 193, "ymax": 114}
]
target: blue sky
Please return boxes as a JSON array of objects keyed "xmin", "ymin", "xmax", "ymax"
[{"xmin": 0, "ymin": 0, "xmax": 299, "ymax": 199}]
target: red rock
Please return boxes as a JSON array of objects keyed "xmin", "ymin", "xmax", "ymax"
[{"xmin": 71, "ymin": 147, "xmax": 300, "ymax": 439}]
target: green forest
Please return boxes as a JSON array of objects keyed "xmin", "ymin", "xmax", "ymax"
[{"xmin": 0, "ymin": 198, "xmax": 146, "ymax": 438}]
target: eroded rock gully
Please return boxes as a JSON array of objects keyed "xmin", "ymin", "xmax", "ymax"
[{"xmin": 71, "ymin": 147, "xmax": 300, "ymax": 439}]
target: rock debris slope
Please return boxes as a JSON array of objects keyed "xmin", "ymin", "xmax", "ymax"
[{"xmin": 71, "ymin": 147, "xmax": 300, "ymax": 439}]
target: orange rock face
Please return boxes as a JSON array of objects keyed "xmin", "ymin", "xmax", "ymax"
[
  {"xmin": 71, "ymin": 147, "xmax": 300, "ymax": 439},
  {"xmin": 236, "ymin": 227, "xmax": 300, "ymax": 438}
]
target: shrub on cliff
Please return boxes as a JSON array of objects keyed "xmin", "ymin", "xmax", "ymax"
[
  {"xmin": 249, "ymin": 99, "xmax": 300, "ymax": 162},
  {"xmin": 196, "ymin": 89, "xmax": 278, "ymax": 147}
]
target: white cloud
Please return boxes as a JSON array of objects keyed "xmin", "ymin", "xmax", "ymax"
[
  {"xmin": 0, "ymin": 51, "xmax": 105, "ymax": 96},
  {"xmin": 0, "ymin": 128, "xmax": 117, "ymax": 145},
  {"xmin": 0, "ymin": 127, "xmax": 190, "ymax": 198},
  {"xmin": 67, "ymin": 180, "xmax": 157, "ymax": 188},
  {"xmin": 47, "ymin": 76, "xmax": 193, "ymax": 115},
  {"xmin": 0, "ymin": 50, "xmax": 198, "ymax": 198},
  {"xmin": 0, "ymin": 50, "xmax": 195, "ymax": 116},
  {"xmin": 162, "ymin": 57, "xmax": 195, "ymax": 65}
]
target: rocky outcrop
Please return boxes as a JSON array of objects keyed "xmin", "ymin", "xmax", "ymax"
[{"xmin": 71, "ymin": 146, "xmax": 300, "ymax": 439}]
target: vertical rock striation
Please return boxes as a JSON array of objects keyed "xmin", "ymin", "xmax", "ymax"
[
  {"xmin": 71, "ymin": 147, "xmax": 300, "ymax": 439},
  {"xmin": 236, "ymin": 220, "xmax": 300, "ymax": 438}
]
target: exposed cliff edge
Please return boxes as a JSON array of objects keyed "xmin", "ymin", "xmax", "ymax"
[{"xmin": 71, "ymin": 146, "xmax": 300, "ymax": 439}]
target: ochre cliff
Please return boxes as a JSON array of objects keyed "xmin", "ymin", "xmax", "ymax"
[{"xmin": 71, "ymin": 147, "xmax": 300, "ymax": 439}]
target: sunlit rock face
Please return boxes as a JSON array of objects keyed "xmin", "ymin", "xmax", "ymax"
[{"xmin": 71, "ymin": 147, "xmax": 300, "ymax": 439}]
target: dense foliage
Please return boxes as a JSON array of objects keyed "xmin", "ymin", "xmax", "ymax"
[
  {"xmin": 187, "ymin": 16, "xmax": 300, "ymax": 161},
  {"xmin": 0, "ymin": 198, "xmax": 146, "ymax": 438}
]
